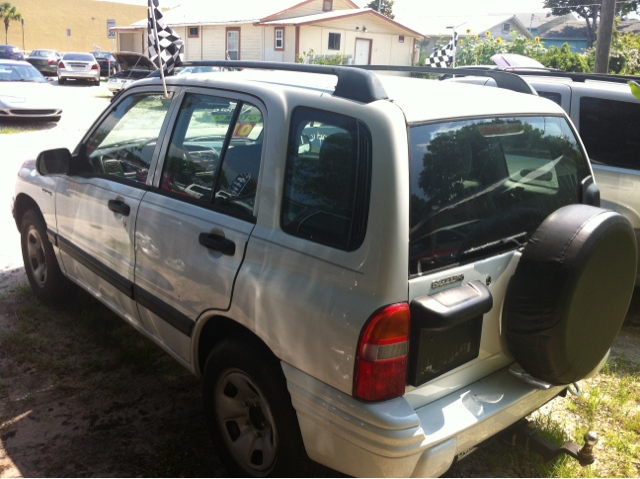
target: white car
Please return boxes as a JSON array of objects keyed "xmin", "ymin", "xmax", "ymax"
[
  {"xmin": 12, "ymin": 62, "xmax": 636, "ymax": 477},
  {"xmin": 106, "ymin": 52, "xmax": 157, "ymax": 94},
  {"xmin": 450, "ymin": 69, "xmax": 640, "ymax": 283},
  {"xmin": 0, "ymin": 60, "xmax": 62, "ymax": 121},
  {"xmin": 57, "ymin": 52, "xmax": 101, "ymax": 86}
]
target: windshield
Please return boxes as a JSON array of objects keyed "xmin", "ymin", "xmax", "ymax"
[
  {"xmin": 409, "ymin": 115, "xmax": 590, "ymax": 276},
  {"xmin": 92, "ymin": 52, "xmax": 111, "ymax": 59},
  {"xmin": 0, "ymin": 63, "xmax": 46, "ymax": 82},
  {"xmin": 63, "ymin": 53, "xmax": 94, "ymax": 61}
]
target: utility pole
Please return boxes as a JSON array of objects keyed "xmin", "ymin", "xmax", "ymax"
[
  {"xmin": 21, "ymin": 18, "xmax": 24, "ymax": 51},
  {"xmin": 594, "ymin": 0, "xmax": 616, "ymax": 73},
  {"xmin": 378, "ymin": 0, "xmax": 381, "ymax": 13}
]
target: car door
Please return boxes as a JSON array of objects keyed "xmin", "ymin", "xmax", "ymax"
[
  {"xmin": 55, "ymin": 88, "xmax": 177, "ymax": 326},
  {"xmin": 133, "ymin": 89, "xmax": 265, "ymax": 359}
]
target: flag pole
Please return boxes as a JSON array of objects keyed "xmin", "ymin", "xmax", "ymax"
[{"xmin": 150, "ymin": 0, "xmax": 169, "ymax": 99}]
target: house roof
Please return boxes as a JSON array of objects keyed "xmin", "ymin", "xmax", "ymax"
[
  {"xmin": 130, "ymin": 0, "xmax": 357, "ymax": 27},
  {"xmin": 396, "ymin": 15, "xmax": 533, "ymax": 39},
  {"xmin": 541, "ymin": 20, "xmax": 640, "ymax": 40},
  {"xmin": 258, "ymin": 8, "xmax": 426, "ymax": 37}
]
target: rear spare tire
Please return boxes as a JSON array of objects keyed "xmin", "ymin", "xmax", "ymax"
[{"xmin": 503, "ymin": 204, "xmax": 636, "ymax": 385}]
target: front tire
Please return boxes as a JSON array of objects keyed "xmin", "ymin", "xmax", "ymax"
[
  {"xmin": 202, "ymin": 335, "xmax": 322, "ymax": 477},
  {"xmin": 20, "ymin": 209, "xmax": 77, "ymax": 303}
]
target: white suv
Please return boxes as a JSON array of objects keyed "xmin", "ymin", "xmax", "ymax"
[{"xmin": 12, "ymin": 62, "xmax": 636, "ymax": 477}]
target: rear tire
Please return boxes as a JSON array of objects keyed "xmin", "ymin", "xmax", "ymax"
[
  {"xmin": 57, "ymin": 77, "xmax": 65, "ymax": 84},
  {"xmin": 202, "ymin": 335, "xmax": 324, "ymax": 477},
  {"xmin": 20, "ymin": 209, "xmax": 77, "ymax": 303}
]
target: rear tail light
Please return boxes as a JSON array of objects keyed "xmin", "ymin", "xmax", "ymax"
[
  {"xmin": 47, "ymin": 59, "xmax": 55, "ymax": 64},
  {"xmin": 354, "ymin": 303, "xmax": 410, "ymax": 401},
  {"xmin": 91, "ymin": 64, "xmax": 98, "ymax": 70},
  {"xmin": 58, "ymin": 62, "xmax": 65, "ymax": 69}
]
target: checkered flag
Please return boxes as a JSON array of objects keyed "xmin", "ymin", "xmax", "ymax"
[
  {"xmin": 424, "ymin": 32, "xmax": 458, "ymax": 68},
  {"xmin": 148, "ymin": 0, "xmax": 184, "ymax": 75}
]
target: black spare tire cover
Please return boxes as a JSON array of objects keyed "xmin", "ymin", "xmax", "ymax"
[{"xmin": 503, "ymin": 204, "xmax": 637, "ymax": 385}]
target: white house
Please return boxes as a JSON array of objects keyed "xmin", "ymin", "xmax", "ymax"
[{"xmin": 113, "ymin": 0, "xmax": 427, "ymax": 67}]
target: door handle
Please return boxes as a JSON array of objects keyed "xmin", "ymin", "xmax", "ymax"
[
  {"xmin": 199, "ymin": 233, "xmax": 236, "ymax": 256},
  {"xmin": 108, "ymin": 199, "xmax": 130, "ymax": 216}
]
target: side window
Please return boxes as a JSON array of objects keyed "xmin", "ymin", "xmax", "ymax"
[
  {"xmin": 580, "ymin": 96, "xmax": 640, "ymax": 170},
  {"xmin": 537, "ymin": 91, "xmax": 562, "ymax": 106},
  {"xmin": 281, "ymin": 108, "xmax": 371, "ymax": 251},
  {"xmin": 84, "ymin": 93, "xmax": 173, "ymax": 184},
  {"xmin": 161, "ymin": 93, "xmax": 264, "ymax": 221}
]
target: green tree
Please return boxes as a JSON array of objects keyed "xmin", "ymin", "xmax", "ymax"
[
  {"xmin": 0, "ymin": 2, "xmax": 22, "ymax": 45},
  {"xmin": 539, "ymin": 43, "xmax": 590, "ymax": 72},
  {"xmin": 543, "ymin": 0, "xmax": 639, "ymax": 48},
  {"xmin": 366, "ymin": 0, "xmax": 394, "ymax": 19}
]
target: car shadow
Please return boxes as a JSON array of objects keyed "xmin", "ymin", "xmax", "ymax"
[{"xmin": 0, "ymin": 119, "xmax": 57, "ymax": 134}]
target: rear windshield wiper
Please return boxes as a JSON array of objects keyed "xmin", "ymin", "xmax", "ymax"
[{"xmin": 458, "ymin": 231, "xmax": 528, "ymax": 261}]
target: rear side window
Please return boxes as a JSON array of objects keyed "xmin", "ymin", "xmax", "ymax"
[
  {"xmin": 281, "ymin": 108, "xmax": 371, "ymax": 251},
  {"xmin": 409, "ymin": 116, "xmax": 590, "ymax": 275},
  {"xmin": 580, "ymin": 96, "xmax": 640, "ymax": 169},
  {"xmin": 537, "ymin": 91, "xmax": 562, "ymax": 106}
]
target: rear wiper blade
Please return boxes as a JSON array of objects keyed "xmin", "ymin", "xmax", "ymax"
[{"xmin": 459, "ymin": 231, "xmax": 528, "ymax": 259}]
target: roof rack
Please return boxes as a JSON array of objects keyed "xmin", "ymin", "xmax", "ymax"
[
  {"xmin": 147, "ymin": 61, "xmax": 537, "ymax": 103},
  {"xmin": 345, "ymin": 65, "xmax": 537, "ymax": 95},
  {"xmin": 501, "ymin": 69, "xmax": 638, "ymax": 85},
  {"xmin": 149, "ymin": 60, "xmax": 388, "ymax": 104}
]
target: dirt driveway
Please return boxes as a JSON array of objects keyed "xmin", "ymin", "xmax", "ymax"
[{"xmin": 1, "ymin": 82, "xmax": 639, "ymax": 478}]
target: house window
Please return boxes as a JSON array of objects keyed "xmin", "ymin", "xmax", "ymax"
[
  {"xmin": 502, "ymin": 23, "xmax": 511, "ymax": 34},
  {"xmin": 188, "ymin": 26, "xmax": 199, "ymax": 38},
  {"xmin": 328, "ymin": 32, "xmax": 341, "ymax": 51},
  {"xmin": 323, "ymin": 0, "xmax": 333, "ymax": 11},
  {"xmin": 275, "ymin": 28, "xmax": 285, "ymax": 50},
  {"xmin": 226, "ymin": 27, "xmax": 240, "ymax": 60}
]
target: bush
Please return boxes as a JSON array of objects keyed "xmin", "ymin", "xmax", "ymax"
[
  {"xmin": 454, "ymin": 30, "xmax": 545, "ymax": 66},
  {"xmin": 296, "ymin": 49, "xmax": 349, "ymax": 65},
  {"xmin": 585, "ymin": 19, "xmax": 640, "ymax": 75},
  {"xmin": 538, "ymin": 43, "xmax": 590, "ymax": 72}
]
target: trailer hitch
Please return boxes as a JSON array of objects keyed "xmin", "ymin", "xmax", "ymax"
[{"xmin": 508, "ymin": 420, "xmax": 598, "ymax": 466}]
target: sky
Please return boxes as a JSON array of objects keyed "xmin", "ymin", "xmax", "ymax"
[{"xmin": 353, "ymin": 0, "xmax": 549, "ymax": 18}]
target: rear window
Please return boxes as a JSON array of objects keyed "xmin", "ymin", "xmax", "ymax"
[
  {"xmin": 580, "ymin": 96, "xmax": 640, "ymax": 170},
  {"xmin": 409, "ymin": 116, "xmax": 590, "ymax": 275},
  {"xmin": 92, "ymin": 52, "xmax": 111, "ymax": 59},
  {"xmin": 30, "ymin": 50, "xmax": 53, "ymax": 56},
  {"xmin": 63, "ymin": 53, "xmax": 94, "ymax": 61}
]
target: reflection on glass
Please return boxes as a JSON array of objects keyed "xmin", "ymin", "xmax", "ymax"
[
  {"xmin": 409, "ymin": 116, "xmax": 590, "ymax": 275},
  {"xmin": 85, "ymin": 94, "xmax": 172, "ymax": 183},
  {"xmin": 282, "ymin": 108, "xmax": 361, "ymax": 250}
]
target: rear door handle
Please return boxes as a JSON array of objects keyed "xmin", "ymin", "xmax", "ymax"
[
  {"xmin": 199, "ymin": 233, "xmax": 236, "ymax": 256},
  {"xmin": 108, "ymin": 199, "xmax": 130, "ymax": 216}
]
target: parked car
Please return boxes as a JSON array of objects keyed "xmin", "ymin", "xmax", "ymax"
[
  {"xmin": 57, "ymin": 52, "xmax": 100, "ymax": 85},
  {"xmin": 0, "ymin": 44, "xmax": 24, "ymax": 60},
  {"xmin": 26, "ymin": 49, "xmax": 62, "ymax": 76},
  {"xmin": 91, "ymin": 51, "xmax": 121, "ymax": 76},
  {"xmin": 12, "ymin": 62, "xmax": 636, "ymax": 477},
  {"xmin": 0, "ymin": 60, "xmax": 62, "ymax": 120},
  {"xmin": 106, "ymin": 51, "xmax": 156, "ymax": 94},
  {"xmin": 450, "ymin": 70, "xmax": 640, "ymax": 282}
]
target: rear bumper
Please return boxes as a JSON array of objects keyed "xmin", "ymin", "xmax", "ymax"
[
  {"xmin": 282, "ymin": 362, "xmax": 564, "ymax": 478},
  {"xmin": 31, "ymin": 64, "xmax": 57, "ymax": 75},
  {"xmin": 58, "ymin": 70, "xmax": 100, "ymax": 80}
]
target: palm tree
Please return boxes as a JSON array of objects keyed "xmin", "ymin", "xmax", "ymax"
[{"xmin": 0, "ymin": 3, "xmax": 22, "ymax": 45}]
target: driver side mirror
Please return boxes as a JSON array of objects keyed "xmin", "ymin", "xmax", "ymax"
[
  {"xmin": 36, "ymin": 148, "xmax": 71, "ymax": 176},
  {"xmin": 298, "ymin": 134, "xmax": 311, "ymax": 155}
]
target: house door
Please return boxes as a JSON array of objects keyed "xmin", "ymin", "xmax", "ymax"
[{"xmin": 355, "ymin": 38, "xmax": 372, "ymax": 65}]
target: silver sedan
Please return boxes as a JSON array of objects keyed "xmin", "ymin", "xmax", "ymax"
[
  {"xmin": 0, "ymin": 60, "xmax": 62, "ymax": 120},
  {"xmin": 57, "ymin": 52, "xmax": 100, "ymax": 85}
]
